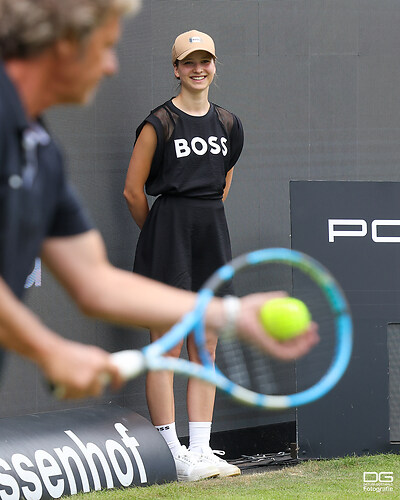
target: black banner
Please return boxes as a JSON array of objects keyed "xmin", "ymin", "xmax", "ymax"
[
  {"xmin": 0, "ymin": 405, "xmax": 176, "ymax": 499},
  {"xmin": 291, "ymin": 181, "xmax": 400, "ymax": 458}
]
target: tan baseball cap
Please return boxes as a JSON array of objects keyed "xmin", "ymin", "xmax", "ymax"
[{"xmin": 172, "ymin": 30, "xmax": 216, "ymax": 63}]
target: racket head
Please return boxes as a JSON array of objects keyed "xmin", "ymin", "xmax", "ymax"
[{"xmin": 201, "ymin": 248, "xmax": 353, "ymax": 409}]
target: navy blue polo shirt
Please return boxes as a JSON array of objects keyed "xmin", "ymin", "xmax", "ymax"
[{"xmin": 0, "ymin": 64, "xmax": 94, "ymax": 297}]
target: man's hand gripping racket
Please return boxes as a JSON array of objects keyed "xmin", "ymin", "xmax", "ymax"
[{"xmin": 110, "ymin": 248, "xmax": 353, "ymax": 410}]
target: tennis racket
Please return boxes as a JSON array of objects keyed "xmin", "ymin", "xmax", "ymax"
[{"xmin": 111, "ymin": 248, "xmax": 353, "ymax": 409}]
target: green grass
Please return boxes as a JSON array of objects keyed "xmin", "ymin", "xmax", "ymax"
[{"xmin": 63, "ymin": 453, "xmax": 400, "ymax": 499}]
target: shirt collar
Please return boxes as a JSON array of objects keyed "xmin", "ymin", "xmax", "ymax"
[{"xmin": 23, "ymin": 122, "xmax": 51, "ymax": 148}]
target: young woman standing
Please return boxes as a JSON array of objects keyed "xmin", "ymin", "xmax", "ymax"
[{"xmin": 124, "ymin": 30, "xmax": 244, "ymax": 481}]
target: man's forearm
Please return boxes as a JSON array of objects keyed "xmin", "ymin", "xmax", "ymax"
[{"xmin": 76, "ymin": 265, "xmax": 224, "ymax": 332}]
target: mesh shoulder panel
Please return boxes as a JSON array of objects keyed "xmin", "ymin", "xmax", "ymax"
[
  {"xmin": 153, "ymin": 105, "xmax": 179, "ymax": 143},
  {"xmin": 214, "ymin": 105, "xmax": 235, "ymax": 135}
]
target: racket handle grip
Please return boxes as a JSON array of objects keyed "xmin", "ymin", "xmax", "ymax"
[
  {"xmin": 110, "ymin": 349, "xmax": 146, "ymax": 380},
  {"xmin": 49, "ymin": 350, "xmax": 146, "ymax": 399}
]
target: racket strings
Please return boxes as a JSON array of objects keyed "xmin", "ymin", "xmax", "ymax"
[
  {"xmin": 216, "ymin": 337, "xmax": 296, "ymax": 396},
  {"xmin": 215, "ymin": 339, "xmax": 251, "ymax": 388},
  {"xmin": 214, "ymin": 262, "xmax": 337, "ymax": 398}
]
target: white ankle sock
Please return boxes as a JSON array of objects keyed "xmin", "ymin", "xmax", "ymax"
[
  {"xmin": 188, "ymin": 421, "xmax": 212, "ymax": 453},
  {"xmin": 155, "ymin": 422, "xmax": 181, "ymax": 457}
]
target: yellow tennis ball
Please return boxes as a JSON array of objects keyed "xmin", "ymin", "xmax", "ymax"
[{"xmin": 259, "ymin": 297, "xmax": 311, "ymax": 341}]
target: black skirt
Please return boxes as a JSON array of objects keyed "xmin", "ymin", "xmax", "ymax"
[{"xmin": 133, "ymin": 195, "xmax": 233, "ymax": 294}]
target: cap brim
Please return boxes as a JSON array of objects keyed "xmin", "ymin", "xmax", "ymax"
[{"xmin": 176, "ymin": 48, "xmax": 216, "ymax": 61}]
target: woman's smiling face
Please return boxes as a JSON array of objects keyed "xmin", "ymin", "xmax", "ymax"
[{"xmin": 174, "ymin": 50, "xmax": 216, "ymax": 92}]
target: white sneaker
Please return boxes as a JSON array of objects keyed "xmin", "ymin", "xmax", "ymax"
[
  {"xmin": 193, "ymin": 448, "xmax": 241, "ymax": 477},
  {"xmin": 174, "ymin": 445, "xmax": 220, "ymax": 482}
]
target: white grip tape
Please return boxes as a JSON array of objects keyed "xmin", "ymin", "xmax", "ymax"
[
  {"xmin": 110, "ymin": 350, "xmax": 147, "ymax": 379},
  {"xmin": 219, "ymin": 295, "xmax": 241, "ymax": 339}
]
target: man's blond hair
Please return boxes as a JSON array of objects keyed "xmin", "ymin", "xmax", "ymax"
[{"xmin": 0, "ymin": 0, "xmax": 141, "ymax": 59}]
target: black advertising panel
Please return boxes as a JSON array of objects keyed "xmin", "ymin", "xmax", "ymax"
[
  {"xmin": 0, "ymin": 405, "xmax": 176, "ymax": 499},
  {"xmin": 291, "ymin": 181, "xmax": 400, "ymax": 458}
]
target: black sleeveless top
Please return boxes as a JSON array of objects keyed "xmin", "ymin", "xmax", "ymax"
[{"xmin": 135, "ymin": 99, "xmax": 244, "ymax": 200}]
